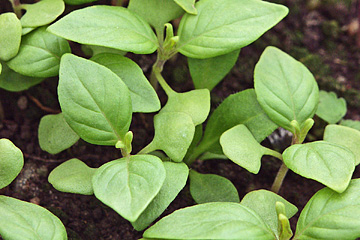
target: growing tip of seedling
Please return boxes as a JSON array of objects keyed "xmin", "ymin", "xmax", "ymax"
[
  {"xmin": 290, "ymin": 120, "xmax": 301, "ymax": 136},
  {"xmin": 115, "ymin": 140, "xmax": 125, "ymax": 149},
  {"xmin": 125, "ymin": 131, "xmax": 133, "ymax": 154},
  {"xmin": 275, "ymin": 201, "xmax": 286, "ymax": 216}
]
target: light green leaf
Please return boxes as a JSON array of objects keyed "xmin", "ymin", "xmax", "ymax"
[
  {"xmin": 177, "ymin": 0, "xmax": 288, "ymax": 59},
  {"xmin": 194, "ymin": 89, "xmax": 277, "ymax": 156},
  {"xmin": 64, "ymin": 0, "xmax": 98, "ymax": 5},
  {"xmin": 0, "ymin": 13, "xmax": 22, "ymax": 61},
  {"xmin": 0, "ymin": 196, "xmax": 67, "ymax": 240},
  {"xmin": 283, "ymin": 141, "xmax": 355, "ymax": 193},
  {"xmin": 316, "ymin": 90, "xmax": 346, "ymax": 124},
  {"xmin": 0, "ymin": 139, "xmax": 24, "ymax": 189},
  {"xmin": 132, "ymin": 162, "xmax": 189, "ymax": 231},
  {"xmin": 7, "ymin": 26, "xmax": 71, "ymax": 78},
  {"xmin": 58, "ymin": 54, "xmax": 132, "ymax": 146},
  {"xmin": 254, "ymin": 47, "xmax": 319, "ymax": 133},
  {"xmin": 82, "ymin": 45, "xmax": 127, "ymax": 57},
  {"xmin": 241, "ymin": 190, "xmax": 297, "ymax": 238},
  {"xmin": 48, "ymin": 6, "xmax": 158, "ymax": 54},
  {"xmin": 161, "ymin": 89, "xmax": 210, "ymax": 125},
  {"xmin": 189, "ymin": 170, "xmax": 239, "ymax": 204},
  {"xmin": 324, "ymin": 124, "xmax": 360, "ymax": 165},
  {"xmin": 22, "ymin": 27, "xmax": 35, "ymax": 35},
  {"xmin": 91, "ymin": 53, "xmax": 160, "ymax": 113},
  {"xmin": 0, "ymin": 63, "xmax": 1, "ymax": 74},
  {"xmin": 295, "ymin": 179, "xmax": 360, "ymax": 240},
  {"xmin": 143, "ymin": 202, "xmax": 275, "ymax": 239},
  {"xmin": 92, "ymin": 155, "xmax": 166, "ymax": 222},
  {"xmin": 48, "ymin": 158, "xmax": 96, "ymax": 195},
  {"xmin": 188, "ymin": 49, "xmax": 240, "ymax": 91},
  {"xmin": 174, "ymin": 0, "xmax": 197, "ymax": 14},
  {"xmin": 128, "ymin": 0, "xmax": 184, "ymax": 30},
  {"xmin": 38, "ymin": 113, "xmax": 80, "ymax": 154},
  {"xmin": 0, "ymin": 62, "xmax": 43, "ymax": 92},
  {"xmin": 21, "ymin": 0, "xmax": 65, "ymax": 28},
  {"xmin": 341, "ymin": 119, "xmax": 360, "ymax": 131}
]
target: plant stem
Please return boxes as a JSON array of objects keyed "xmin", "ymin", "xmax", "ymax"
[
  {"xmin": 271, "ymin": 163, "xmax": 289, "ymax": 194},
  {"xmin": 8, "ymin": 0, "xmax": 22, "ymax": 18}
]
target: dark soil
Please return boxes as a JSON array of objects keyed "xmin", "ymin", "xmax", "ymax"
[{"xmin": 1, "ymin": 0, "xmax": 360, "ymax": 239}]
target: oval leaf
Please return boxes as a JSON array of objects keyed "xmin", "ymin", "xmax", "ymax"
[
  {"xmin": 177, "ymin": 0, "xmax": 288, "ymax": 58},
  {"xmin": 48, "ymin": 6, "xmax": 158, "ymax": 54},
  {"xmin": 0, "ymin": 13, "xmax": 22, "ymax": 61},
  {"xmin": 295, "ymin": 179, "xmax": 360, "ymax": 239},
  {"xmin": 58, "ymin": 54, "xmax": 132, "ymax": 146},
  {"xmin": 143, "ymin": 202, "xmax": 275, "ymax": 239},
  {"xmin": 7, "ymin": 26, "xmax": 71, "ymax": 78},
  {"xmin": 189, "ymin": 170, "xmax": 239, "ymax": 204},
  {"xmin": 283, "ymin": 141, "xmax": 355, "ymax": 193},
  {"xmin": 0, "ymin": 139, "xmax": 24, "ymax": 189},
  {"xmin": 0, "ymin": 196, "xmax": 67, "ymax": 240},
  {"xmin": 254, "ymin": 47, "xmax": 319, "ymax": 132},
  {"xmin": 91, "ymin": 53, "xmax": 160, "ymax": 113},
  {"xmin": 92, "ymin": 155, "xmax": 166, "ymax": 222},
  {"xmin": 174, "ymin": 0, "xmax": 197, "ymax": 14},
  {"xmin": 316, "ymin": 90, "xmax": 347, "ymax": 124}
]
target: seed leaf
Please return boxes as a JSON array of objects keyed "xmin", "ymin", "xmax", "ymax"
[
  {"xmin": 174, "ymin": 0, "xmax": 197, "ymax": 14},
  {"xmin": 0, "ymin": 13, "xmax": 22, "ymax": 61},
  {"xmin": 316, "ymin": 90, "xmax": 346, "ymax": 124},
  {"xmin": 341, "ymin": 119, "xmax": 360, "ymax": 131}
]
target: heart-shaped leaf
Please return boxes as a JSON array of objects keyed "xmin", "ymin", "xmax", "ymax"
[
  {"xmin": 295, "ymin": 179, "xmax": 360, "ymax": 239},
  {"xmin": 188, "ymin": 49, "xmax": 240, "ymax": 91},
  {"xmin": 0, "ymin": 139, "xmax": 24, "ymax": 189},
  {"xmin": 254, "ymin": 47, "xmax": 319, "ymax": 133},
  {"xmin": 91, "ymin": 53, "xmax": 160, "ymax": 113},
  {"xmin": 48, "ymin": 6, "xmax": 158, "ymax": 54},
  {"xmin": 0, "ymin": 13, "xmax": 22, "ymax": 61},
  {"xmin": 341, "ymin": 119, "xmax": 360, "ymax": 131},
  {"xmin": 92, "ymin": 155, "xmax": 166, "ymax": 222},
  {"xmin": 20, "ymin": 0, "xmax": 65, "ymax": 28},
  {"xmin": 143, "ymin": 202, "xmax": 275, "ymax": 239},
  {"xmin": 58, "ymin": 54, "xmax": 132, "ymax": 146},
  {"xmin": 7, "ymin": 26, "xmax": 71, "ymax": 78},
  {"xmin": 316, "ymin": 90, "xmax": 346, "ymax": 124},
  {"xmin": 177, "ymin": 0, "xmax": 288, "ymax": 58},
  {"xmin": 189, "ymin": 170, "xmax": 239, "ymax": 204},
  {"xmin": 132, "ymin": 162, "xmax": 188, "ymax": 231},
  {"xmin": 283, "ymin": 141, "xmax": 355, "ymax": 193}
]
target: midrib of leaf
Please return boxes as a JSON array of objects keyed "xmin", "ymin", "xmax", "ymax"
[
  {"xmin": 24, "ymin": 44, "xmax": 61, "ymax": 60},
  {"xmin": 279, "ymin": 59, "xmax": 297, "ymax": 122}
]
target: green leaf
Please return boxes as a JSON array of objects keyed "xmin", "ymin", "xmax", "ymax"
[
  {"xmin": 174, "ymin": 0, "xmax": 197, "ymax": 14},
  {"xmin": 64, "ymin": 0, "xmax": 98, "ymax": 5},
  {"xmin": 48, "ymin": 158, "xmax": 96, "ymax": 195},
  {"xmin": 189, "ymin": 170, "xmax": 239, "ymax": 204},
  {"xmin": 254, "ymin": 47, "xmax": 319, "ymax": 133},
  {"xmin": 324, "ymin": 124, "xmax": 360, "ymax": 165},
  {"xmin": 91, "ymin": 53, "xmax": 160, "ymax": 113},
  {"xmin": 38, "ymin": 113, "xmax": 80, "ymax": 154},
  {"xmin": 48, "ymin": 6, "xmax": 158, "ymax": 54},
  {"xmin": 188, "ymin": 49, "xmax": 240, "ymax": 91},
  {"xmin": 92, "ymin": 155, "xmax": 166, "ymax": 222},
  {"xmin": 295, "ymin": 179, "xmax": 360, "ymax": 240},
  {"xmin": 7, "ymin": 26, "xmax": 71, "ymax": 78},
  {"xmin": 0, "ymin": 139, "xmax": 24, "ymax": 189},
  {"xmin": 0, "ymin": 13, "xmax": 22, "ymax": 61},
  {"xmin": 22, "ymin": 27, "xmax": 35, "ymax": 35},
  {"xmin": 0, "ymin": 196, "xmax": 67, "ymax": 240},
  {"xmin": 241, "ymin": 190, "xmax": 297, "ymax": 238},
  {"xmin": 161, "ymin": 89, "xmax": 210, "ymax": 125},
  {"xmin": 0, "ymin": 62, "xmax": 43, "ymax": 92},
  {"xmin": 143, "ymin": 202, "xmax": 275, "ymax": 239},
  {"xmin": 177, "ymin": 0, "xmax": 288, "ymax": 59},
  {"xmin": 20, "ymin": 0, "xmax": 65, "ymax": 28},
  {"xmin": 283, "ymin": 141, "xmax": 355, "ymax": 193},
  {"xmin": 58, "ymin": 54, "xmax": 132, "ymax": 146},
  {"xmin": 341, "ymin": 119, "xmax": 360, "ymax": 131},
  {"xmin": 316, "ymin": 90, "xmax": 347, "ymax": 124},
  {"xmin": 142, "ymin": 112, "xmax": 195, "ymax": 162},
  {"xmin": 132, "ymin": 162, "xmax": 189, "ymax": 231},
  {"xmin": 82, "ymin": 45, "xmax": 127, "ymax": 57},
  {"xmin": 194, "ymin": 89, "xmax": 277, "ymax": 155},
  {"xmin": 0, "ymin": 63, "xmax": 1, "ymax": 74},
  {"xmin": 128, "ymin": 0, "xmax": 184, "ymax": 30}
]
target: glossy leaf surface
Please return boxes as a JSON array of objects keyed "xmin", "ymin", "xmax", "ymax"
[
  {"xmin": 92, "ymin": 155, "xmax": 166, "ymax": 222},
  {"xmin": 0, "ymin": 196, "xmax": 67, "ymax": 240},
  {"xmin": 283, "ymin": 141, "xmax": 355, "ymax": 193},
  {"xmin": 91, "ymin": 53, "xmax": 160, "ymax": 113},
  {"xmin": 189, "ymin": 170, "xmax": 239, "ymax": 204},
  {"xmin": 132, "ymin": 162, "xmax": 188, "ymax": 231},
  {"xmin": 58, "ymin": 54, "xmax": 132, "ymax": 145},
  {"xmin": 177, "ymin": 0, "xmax": 288, "ymax": 58},
  {"xmin": 7, "ymin": 26, "xmax": 71, "ymax": 78},
  {"xmin": 143, "ymin": 202, "xmax": 275, "ymax": 239},
  {"xmin": 174, "ymin": 0, "xmax": 197, "ymax": 14},
  {"xmin": 0, "ymin": 139, "xmax": 23, "ymax": 189},
  {"xmin": 316, "ymin": 90, "xmax": 346, "ymax": 124},
  {"xmin": 48, "ymin": 6, "xmax": 158, "ymax": 54},
  {"xmin": 0, "ymin": 13, "xmax": 21, "ymax": 61},
  {"xmin": 295, "ymin": 179, "xmax": 360, "ymax": 239},
  {"xmin": 48, "ymin": 158, "xmax": 96, "ymax": 195},
  {"xmin": 188, "ymin": 49, "xmax": 240, "ymax": 91}
]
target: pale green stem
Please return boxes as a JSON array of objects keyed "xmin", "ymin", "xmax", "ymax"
[
  {"xmin": 9, "ymin": 0, "xmax": 22, "ymax": 18},
  {"xmin": 263, "ymin": 147, "xmax": 283, "ymax": 161},
  {"xmin": 271, "ymin": 163, "xmax": 289, "ymax": 194}
]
